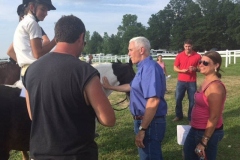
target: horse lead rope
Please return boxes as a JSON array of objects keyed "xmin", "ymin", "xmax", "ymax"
[{"xmin": 111, "ymin": 95, "xmax": 129, "ymax": 111}]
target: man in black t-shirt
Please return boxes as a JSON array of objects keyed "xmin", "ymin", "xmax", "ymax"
[{"xmin": 23, "ymin": 15, "xmax": 116, "ymax": 160}]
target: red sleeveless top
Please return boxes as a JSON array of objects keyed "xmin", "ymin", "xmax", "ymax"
[{"xmin": 191, "ymin": 80, "xmax": 226, "ymax": 129}]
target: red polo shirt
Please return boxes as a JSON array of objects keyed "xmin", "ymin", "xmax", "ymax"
[{"xmin": 174, "ymin": 51, "xmax": 201, "ymax": 82}]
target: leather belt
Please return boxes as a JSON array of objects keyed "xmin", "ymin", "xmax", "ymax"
[
  {"xmin": 192, "ymin": 124, "xmax": 223, "ymax": 131},
  {"xmin": 21, "ymin": 64, "xmax": 30, "ymax": 77},
  {"xmin": 133, "ymin": 115, "xmax": 165, "ymax": 120}
]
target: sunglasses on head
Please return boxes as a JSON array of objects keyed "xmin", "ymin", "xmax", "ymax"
[{"xmin": 198, "ymin": 60, "xmax": 209, "ymax": 66}]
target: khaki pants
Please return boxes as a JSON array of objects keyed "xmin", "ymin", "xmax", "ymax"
[{"xmin": 21, "ymin": 64, "xmax": 30, "ymax": 77}]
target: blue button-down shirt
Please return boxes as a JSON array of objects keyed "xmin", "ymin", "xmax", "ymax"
[{"xmin": 130, "ymin": 56, "xmax": 167, "ymax": 116}]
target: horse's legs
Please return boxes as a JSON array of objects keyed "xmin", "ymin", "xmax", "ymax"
[
  {"xmin": 21, "ymin": 151, "xmax": 29, "ymax": 160},
  {"xmin": 0, "ymin": 149, "xmax": 9, "ymax": 160}
]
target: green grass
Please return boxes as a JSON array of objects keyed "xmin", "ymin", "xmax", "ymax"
[{"xmin": 10, "ymin": 58, "xmax": 240, "ymax": 160}]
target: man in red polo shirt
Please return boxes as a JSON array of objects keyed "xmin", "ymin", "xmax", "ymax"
[{"xmin": 173, "ymin": 39, "xmax": 201, "ymax": 122}]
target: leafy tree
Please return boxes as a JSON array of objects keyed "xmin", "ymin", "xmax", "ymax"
[
  {"xmin": 226, "ymin": 2, "xmax": 240, "ymax": 48},
  {"xmin": 108, "ymin": 34, "xmax": 122, "ymax": 55},
  {"xmin": 87, "ymin": 31, "xmax": 103, "ymax": 54},
  {"xmin": 167, "ymin": 0, "xmax": 202, "ymax": 51},
  {"xmin": 147, "ymin": 5, "xmax": 174, "ymax": 50},
  {"xmin": 102, "ymin": 32, "xmax": 110, "ymax": 54},
  {"xmin": 117, "ymin": 14, "xmax": 146, "ymax": 55},
  {"xmin": 83, "ymin": 31, "xmax": 90, "ymax": 54}
]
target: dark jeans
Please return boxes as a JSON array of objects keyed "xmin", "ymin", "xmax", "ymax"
[
  {"xmin": 183, "ymin": 127, "xmax": 224, "ymax": 160},
  {"xmin": 134, "ymin": 117, "xmax": 166, "ymax": 160},
  {"xmin": 175, "ymin": 81, "xmax": 197, "ymax": 121}
]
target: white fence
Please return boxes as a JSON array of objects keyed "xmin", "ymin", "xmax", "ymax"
[
  {"xmin": 1, "ymin": 50, "xmax": 240, "ymax": 67},
  {"xmin": 198, "ymin": 50, "xmax": 240, "ymax": 67},
  {"xmin": 88, "ymin": 50, "xmax": 240, "ymax": 68},
  {"xmin": 87, "ymin": 55, "xmax": 130, "ymax": 63}
]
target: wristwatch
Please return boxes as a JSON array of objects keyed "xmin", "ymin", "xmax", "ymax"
[{"xmin": 139, "ymin": 126, "xmax": 147, "ymax": 131}]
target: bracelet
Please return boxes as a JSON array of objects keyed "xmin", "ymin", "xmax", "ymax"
[
  {"xmin": 202, "ymin": 135, "xmax": 210, "ymax": 141},
  {"xmin": 199, "ymin": 141, "xmax": 207, "ymax": 148}
]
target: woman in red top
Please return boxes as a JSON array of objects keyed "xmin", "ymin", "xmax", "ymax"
[{"xmin": 184, "ymin": 51, "xmax": 226, "ymax": 160}]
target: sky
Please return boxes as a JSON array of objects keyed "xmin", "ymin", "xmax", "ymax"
[{"xmin": 0, "ymin": 0, "xmax": 170, "ymax": 59}]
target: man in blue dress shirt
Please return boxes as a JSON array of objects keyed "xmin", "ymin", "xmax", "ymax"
[{"xmin": 102, "ymin": 36, "xmax": 167, "ymax": 160}]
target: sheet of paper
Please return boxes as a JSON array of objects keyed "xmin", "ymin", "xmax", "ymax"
[
  {"xmin": 177, "ymin": 125, "xmax": 191, "ymax": 145},
  {"xmin": 20, "ymin": 87, "xmax": 26, "ymax": 98}
]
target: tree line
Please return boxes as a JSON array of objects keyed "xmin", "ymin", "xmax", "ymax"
[{"xmin": 83, "ymin": 0, "xmax": 240, "ymax": 55}]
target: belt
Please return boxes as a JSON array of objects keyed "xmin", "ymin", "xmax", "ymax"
[
  {"xmin": 192, "ymin": 124, "xmax": 223, "ymax": 131},
  {"xmin": 133, "ymin": 115, "xmax": 165, "ymax": 120},
  {"xmin": 21, "ymin": 64, "xmax": 30, "ymax": 77}
]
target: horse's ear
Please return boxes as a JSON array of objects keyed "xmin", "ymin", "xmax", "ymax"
[
  {"xmin": 129, "ymin": 58, "xmax": 133, "ymax": 66},
  {"xmin": 117, "ymin": 59, "xmax": 121, "ymax": 63}
]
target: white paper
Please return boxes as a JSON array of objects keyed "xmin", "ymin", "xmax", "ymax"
[
  {"xmin": 177, "ymin": 125, "xmax": 191, "ymax": 145},
  {"xmin": 20, "ymin": 87, "xmax": 26, "ymax": 98},
  {"xmin": 166, "ymin": 75, "xmax": 171, "ymax": 80}
]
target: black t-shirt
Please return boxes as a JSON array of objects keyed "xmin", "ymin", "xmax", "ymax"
[{"xmin": 24, "ymin": 52, "xmax": 99, "ymax": 159}]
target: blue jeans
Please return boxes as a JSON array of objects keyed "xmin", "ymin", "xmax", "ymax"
[
  {"xmin": 134, "ymin": 117, "xmax": 166, "ymax": 160},
  {"xmin": 183, "ymin": 127, "xmax": 224, "ymax": 160},
  {"xmin": 175, "ymin": 81, "xmax": 197, "ymax": 121}
]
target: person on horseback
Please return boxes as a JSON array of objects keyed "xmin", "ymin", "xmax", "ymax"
[
  {"xmin": 13, "ymin": 0, "xmax": 56, "ymax": 77},
  {"xmin": 7, "ymin": 2, "xmax": 50, "ymax": 63}
]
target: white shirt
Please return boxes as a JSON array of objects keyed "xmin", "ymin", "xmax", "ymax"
[{"xmin": 13, "ymin": 14, "xmax": 42, "ymax": 67}]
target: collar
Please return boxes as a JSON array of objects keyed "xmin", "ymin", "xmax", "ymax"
[
  {"xmin": 137, "ymin": 56, "xmax": 152, "ymax": 68},
  {"xmin": 184, "ymin": 51, "xmax": 196, "ymax": 56},
  {"xmin": 27, "ymin": 13, "xmax": 38, "ymax": 22}
]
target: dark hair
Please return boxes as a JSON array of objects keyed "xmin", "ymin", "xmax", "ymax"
[
  {"xmin": 204, "ymin": 51, "xmax": 223, "ymax": 78},
  {"xmin": 55, "ymin": 15, "xmax": 86, "ymax": 43},
  {"xmin": 157, "ymin": 55, "xmax": 162, "ymax": 61},
  {"xmin": 184, "ymin": 39, "xmax": 193, "ymax": 45},
  {"xmin": 17, "ymin": 4, "xmax": 24, "ymax": 17}
]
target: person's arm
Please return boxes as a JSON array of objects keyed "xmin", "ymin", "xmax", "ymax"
[
  {"xmin": 7, "ymin": 43, "xmax": 17, "ymax": 62},
  {"xmin": 42, "ymin": 34, "xmax": 50, "ymax": 46},
  {"xmin": 135, "ymin": 97, "xmax": 160, "ymax": 148},
  {"xmin": 30, "ymin": 38, "xmax": 56, "ymax": 59},
  {"xmin": 85, "ymin": 76, "xmax": 116, "ymax": 127},
  {"xmin": 173, "ymin": 65, "xmax": 188, "ymax": 73},
  {"xmin": 25, "ymin": 90, "xmax": 32, "ymax": 120},
  {"xmin": 102, "ymin": 76, "xmax": 131, "ymax": 92},
  {"xmin": 41, "ymin": 28, "xmax": 50, "ymax": 46},
  {"xmin": 196, "ymin": 82, "xmax": 225, "ymax": 157}
]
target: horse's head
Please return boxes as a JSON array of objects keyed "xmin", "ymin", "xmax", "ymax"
[{"xmin": 92, "ymin": 60, "xmax": 135, "ymax": 97}]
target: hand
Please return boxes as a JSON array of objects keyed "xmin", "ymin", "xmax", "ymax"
[
  {"xmin": 102, "ymin": 76, "xmax": 111, "ymax": 89},
  {"xmin": 188, "ymin": 66, "xmax": 194, "ymax": 71},
  {"xmin": 188, "ymin": 66, "xmax": 198, "ymax": 72},
  {"xmin": 182, "ymin": 69, "xmax": 189, "ymax": 73},
  {"xmin": 195, "ymin": 143, "xmax": 206, "ymax": 158},
  {"xmin": 135, "ymin": 131, "xmax": 145, "ymax": 148}
]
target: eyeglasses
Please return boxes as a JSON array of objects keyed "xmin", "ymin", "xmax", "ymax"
[{"xmin": 198, "ymin": 60, "xmax": 209, "ymax": 66}]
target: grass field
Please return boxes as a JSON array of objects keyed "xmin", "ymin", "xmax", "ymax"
[{"xmin": 10, "ymin": 58, "xmax": 240, "ymax": 160}]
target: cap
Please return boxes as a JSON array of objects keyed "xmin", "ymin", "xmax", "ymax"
[{"xmin": 35, "ymin": 0, "xmax": 56, "ymax": 10}]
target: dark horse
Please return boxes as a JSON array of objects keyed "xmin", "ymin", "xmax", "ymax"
[
  {"xmin": 0, "ymin": 58, "xmax": 20, "ymax": 85},
  {"xmin": 0, "ymin": 60, "xmax": 135, "ymax": 160}
]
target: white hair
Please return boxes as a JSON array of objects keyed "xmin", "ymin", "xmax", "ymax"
[{"xmin": 129, "ymin": 36, "xmax": 151, "ymax": 54}]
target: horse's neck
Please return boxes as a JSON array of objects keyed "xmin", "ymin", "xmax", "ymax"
[{"xmin": 93, "ymin": 63, "xmax": 119, "ymax": 97}]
